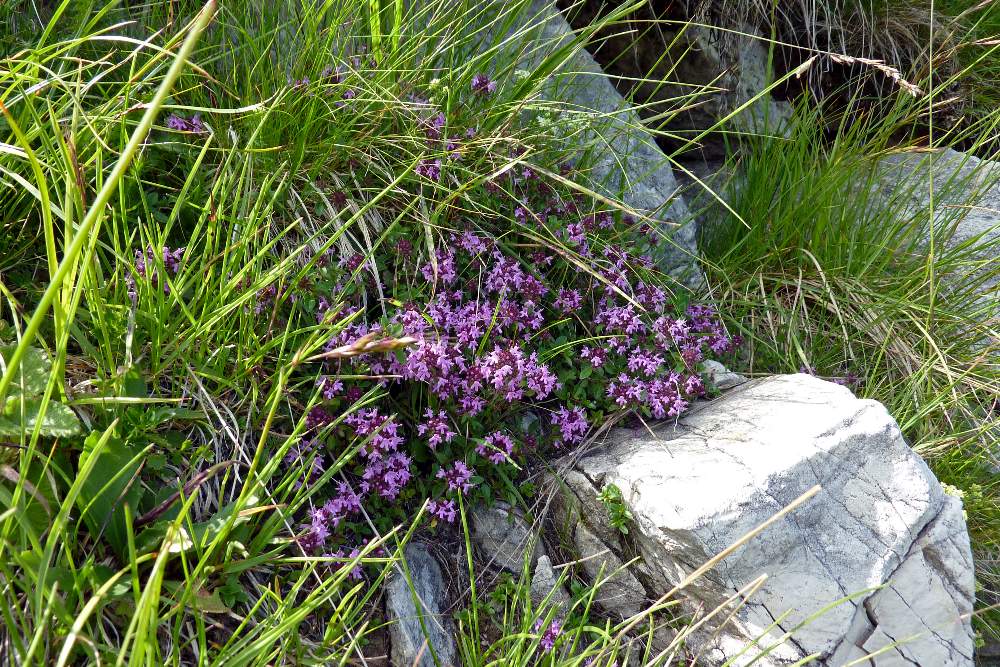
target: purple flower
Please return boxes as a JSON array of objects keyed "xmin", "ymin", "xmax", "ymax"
[
  {"xmin": 535, "ymin": 618, "xmax": 563, "ymax": 653},
  {"xmin": 424, "ymin": 112, "xmax": 446, "ymax": 140},
  {"xmin": 471, "ymin": 73, "xmax": 497, "ymax": 95},
  {"xmin": 644, "ymin": 374, "xmax": 688, "ymax": 419},
  {"xmin": 416, "ymin": 158, "xmax": 442, "ymax": 181},
  {"xmin": 130, "ymin": 245, "xmax": 184, "ymax": 297},
  {"xmin": 608, "ymin": 373, "xmax": 642, "ymax": 408},
  {"xmin": 580, "ymin": 346, "xmax": 608, "ymax": 368},
  {"xmin": 477, "ymin": 431, "xmax": 514, "ymax": 464},
  {"xmin": 427, "ymin": 498, "xmax": 457, "ymax": 523},
  {"xmin": 165, "ymin": 113, "xmax": 205, "ymax": 133},
  {"xmin": 420, "ymin": 246, "xmax": 457, "ymax": 284},
  {"xmin": 456, "ymin": 230, "xmax": 489, "ymax": 255},
  {"xmin": 553, "ymin": 289, "xmax": 582, "ymax": 313},
  {"xmin": 346, "ymin": 409, "xmax": 405, "ymax": 453},
  {"xmin": 565, "ymin": 222, "xmax": 586, "ymax": 246},
  {"xmin": 321, "ymin": 377, "xmax": 344, "ymax": 399},
  {"xmin": 166, "ymin": 114, "xmax": 188, "ymax": 130},
  {"xmin": 417, "ymin": 409, "xmax": 456, "ymax": 450},
  {"xmin": 684, "ymin": 373, "xmax": 705, "ymax": 397},
  {"xmin": 331, "ymin": 547, "xmax": 365, "ymax": 580},
  {"xmin": 396, "ymin": 238, "xmax": 413, "ymax": 258},
  {"xmin": 162, "ymin": 246, "xmax": 184, "ymax": 274},
  {"xmin": 627, "ymin": 349, "xmax": 664, "ymax": 377},
  {"xmin": 551, "ymin": 405, "xmax": 587, "ymax": 448},
  {"xmin": 834, "ymin": 371, "xmax": 860, "ymax": 387},
  {"xmin": 437, "ymin": 460, "xmax": 475, "ymax": 494},
  {"xmin": 361, "ymin": 450, "xmax": 412, "ymax": 500},
  {"xmin": 306, "ymin": 406, "xmax": 336, "ymax": 430}
]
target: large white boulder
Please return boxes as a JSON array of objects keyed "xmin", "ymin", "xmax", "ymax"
[{"xmin": 552, "ymin": 374, "xmax": 975, "ymax": 665}]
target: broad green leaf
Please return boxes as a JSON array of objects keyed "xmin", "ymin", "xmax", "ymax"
[
  {"xmin": 0, "ymin": 398, "xmax": 81, "ymax": 438},
  {"xmin": 0, "ymin": 346, "xmax": 51, "ymax": 397},
  {"xmin": 77, "ymin": 432, "xmax": 143, "ymax": 556},
  {"xmin": 191, "ymin": 494, "xmax": 259, "ymax": 548}
]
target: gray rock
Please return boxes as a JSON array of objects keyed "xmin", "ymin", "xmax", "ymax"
[
  {"xmin": 671, "ymin": 23, "xmax": 793, "ymax": 137},
  {"xmin": 554, "ymin": 6, "xmax": 791, "ymax": 152},
  {"xmin": 530, "ymin": 555, "xmax": 572, "ymax": 609},
  {"xmin": 386, "ymin": 542, "xmax": 458, "ymax": 667},
  {"xmin": 573, "ymin": 522, "xmax": 647, "ymax": 619},
  {"xmin": 701, "ymin": 359, "xmax": 747, "ymax": 390},
  {"xmin": 517, "ymin": 0, "xmax": 703, "ymax": 289},
  {"xmin": 552, "ymin": 374, "xmax": 976, "ymax": 666},
  {"xmin": 876, "ymin": 147, "xmax": 1000, "ymax": 297},
  {"xmin": 470, "ymin": 502, "xmax": 542, "ymax": 573}
]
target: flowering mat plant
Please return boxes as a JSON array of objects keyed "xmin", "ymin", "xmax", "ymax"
[{"xmin": 218, "ymin": 76, "xmax": 747, "ymax": 571}]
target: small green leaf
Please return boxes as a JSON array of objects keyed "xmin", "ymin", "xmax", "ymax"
[
  {"xmin": 163, "ymin": 581, "xmax": 231, "ymax": 614},
  {"xmin": 190, "ymin": 495, "xmax": 259, "ymax": 549}
]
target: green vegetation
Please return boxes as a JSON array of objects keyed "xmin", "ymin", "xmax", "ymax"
[{"xmin": 1, "ymin": 0, "xmax": 999, "ymax": 663}]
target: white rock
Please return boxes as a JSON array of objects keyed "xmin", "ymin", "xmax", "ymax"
[
  {"xmin": 553, "ymin": 374, "xmax": 975, "ymax": 665},
  {"xmin": 876, "ymin": 147, "xmax": 1000, "ymax": 299}
]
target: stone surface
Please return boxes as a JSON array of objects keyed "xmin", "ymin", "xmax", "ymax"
[
  {"xmin": 876, "ymin": 147, "xmax": 1000, "ymax": 298},
  {"xmin": 573, "ymin": 522, "xmax": 647, "ymax": 619},
  {"xmin": 672, "ymin": 23, "xmax": 793, "ymax": 136},
  {"xmin": 552, "ymin": 374, "xmax": 976, "ymax": 665},
  {"xmin": 558, "ymin": 5, "xmax": 791, "ymax": 154},
  {"xmin": 701, "ymin": 359, "xmax": 747, "ymax": 390},
  {"xmin": 470, "ymin": 502, "xmax": 543, "ymax": 573},
  {"xmin": 386, "ymin": 542, "xmax": 458, "ymax": 667},
  {"xmin": 530, "ymin": 555, "xmax": 572, "ymax": 609},
  {"xmin": 516, "ymin": 0, "xmax": 703, "ymax": 289}
]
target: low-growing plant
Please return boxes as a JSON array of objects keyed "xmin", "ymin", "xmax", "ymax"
[{"xmin": 598, "ymin": 483, "xmax": 634, "ymax": 535}]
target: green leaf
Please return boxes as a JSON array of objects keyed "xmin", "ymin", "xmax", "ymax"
[
  {"xmin": 0, "ymin": 398, "xmax": 81, "ymax": 438},
  {"xmin": 190, "ymin": 495, "xmax": 259, "ymax": 549},
  {"xmin": 0, "ymin": 346, "xmax": 51, "ymax": 397},
  {"xmin": 77, "ymin": 432, "xmax": 144, "ymax": 556},
  {"xmin": 162, "ymin": 581, "xmax": 231, "ymax": 614}
]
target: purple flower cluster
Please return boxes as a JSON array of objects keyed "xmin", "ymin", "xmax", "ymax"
[
  {"xmin": 280, "ymin": 132, "xmax": 741, "ymax": 554},
  {"xmin": 426, "ymin": 498, "xmax": 457, "ymax": 523},
  {"xmin": 535, "ymin": 618, "xmax": 563, "ymax": 653},
  {"xmin": 165, "ymin": 113, "xmax": 206, "ymax": 133},
  {"xmin": 127, "ymin": 245, "xmax": 184, "ymax": 301},
  {"xmin": 345, "ymin": 409, "xmax": 411, "ymax": 500},
  {"xmin": 471, "ymin": 73, "xmax": 497, "ymax": 95},
  {"xmin": 476, "ymin": 431, "xmax": 515, "ymax": 464},
  {"xmin": 298, "ymin": 481, "xmax": 363, "ymax": 552},
  {"xmin": 416, "ymin": 158, "xmax": 442, "ymax": 181},
  {"xmin": 437, "ymin": 460, "xmax": 475, "ymax": 495},
  {"xmin": 551, "ymin": 406, "xmax": 587, "ymax": 447},
  {"xmin": 417, "ymin": 409, "xmax": 457, "ymax": 450}
]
